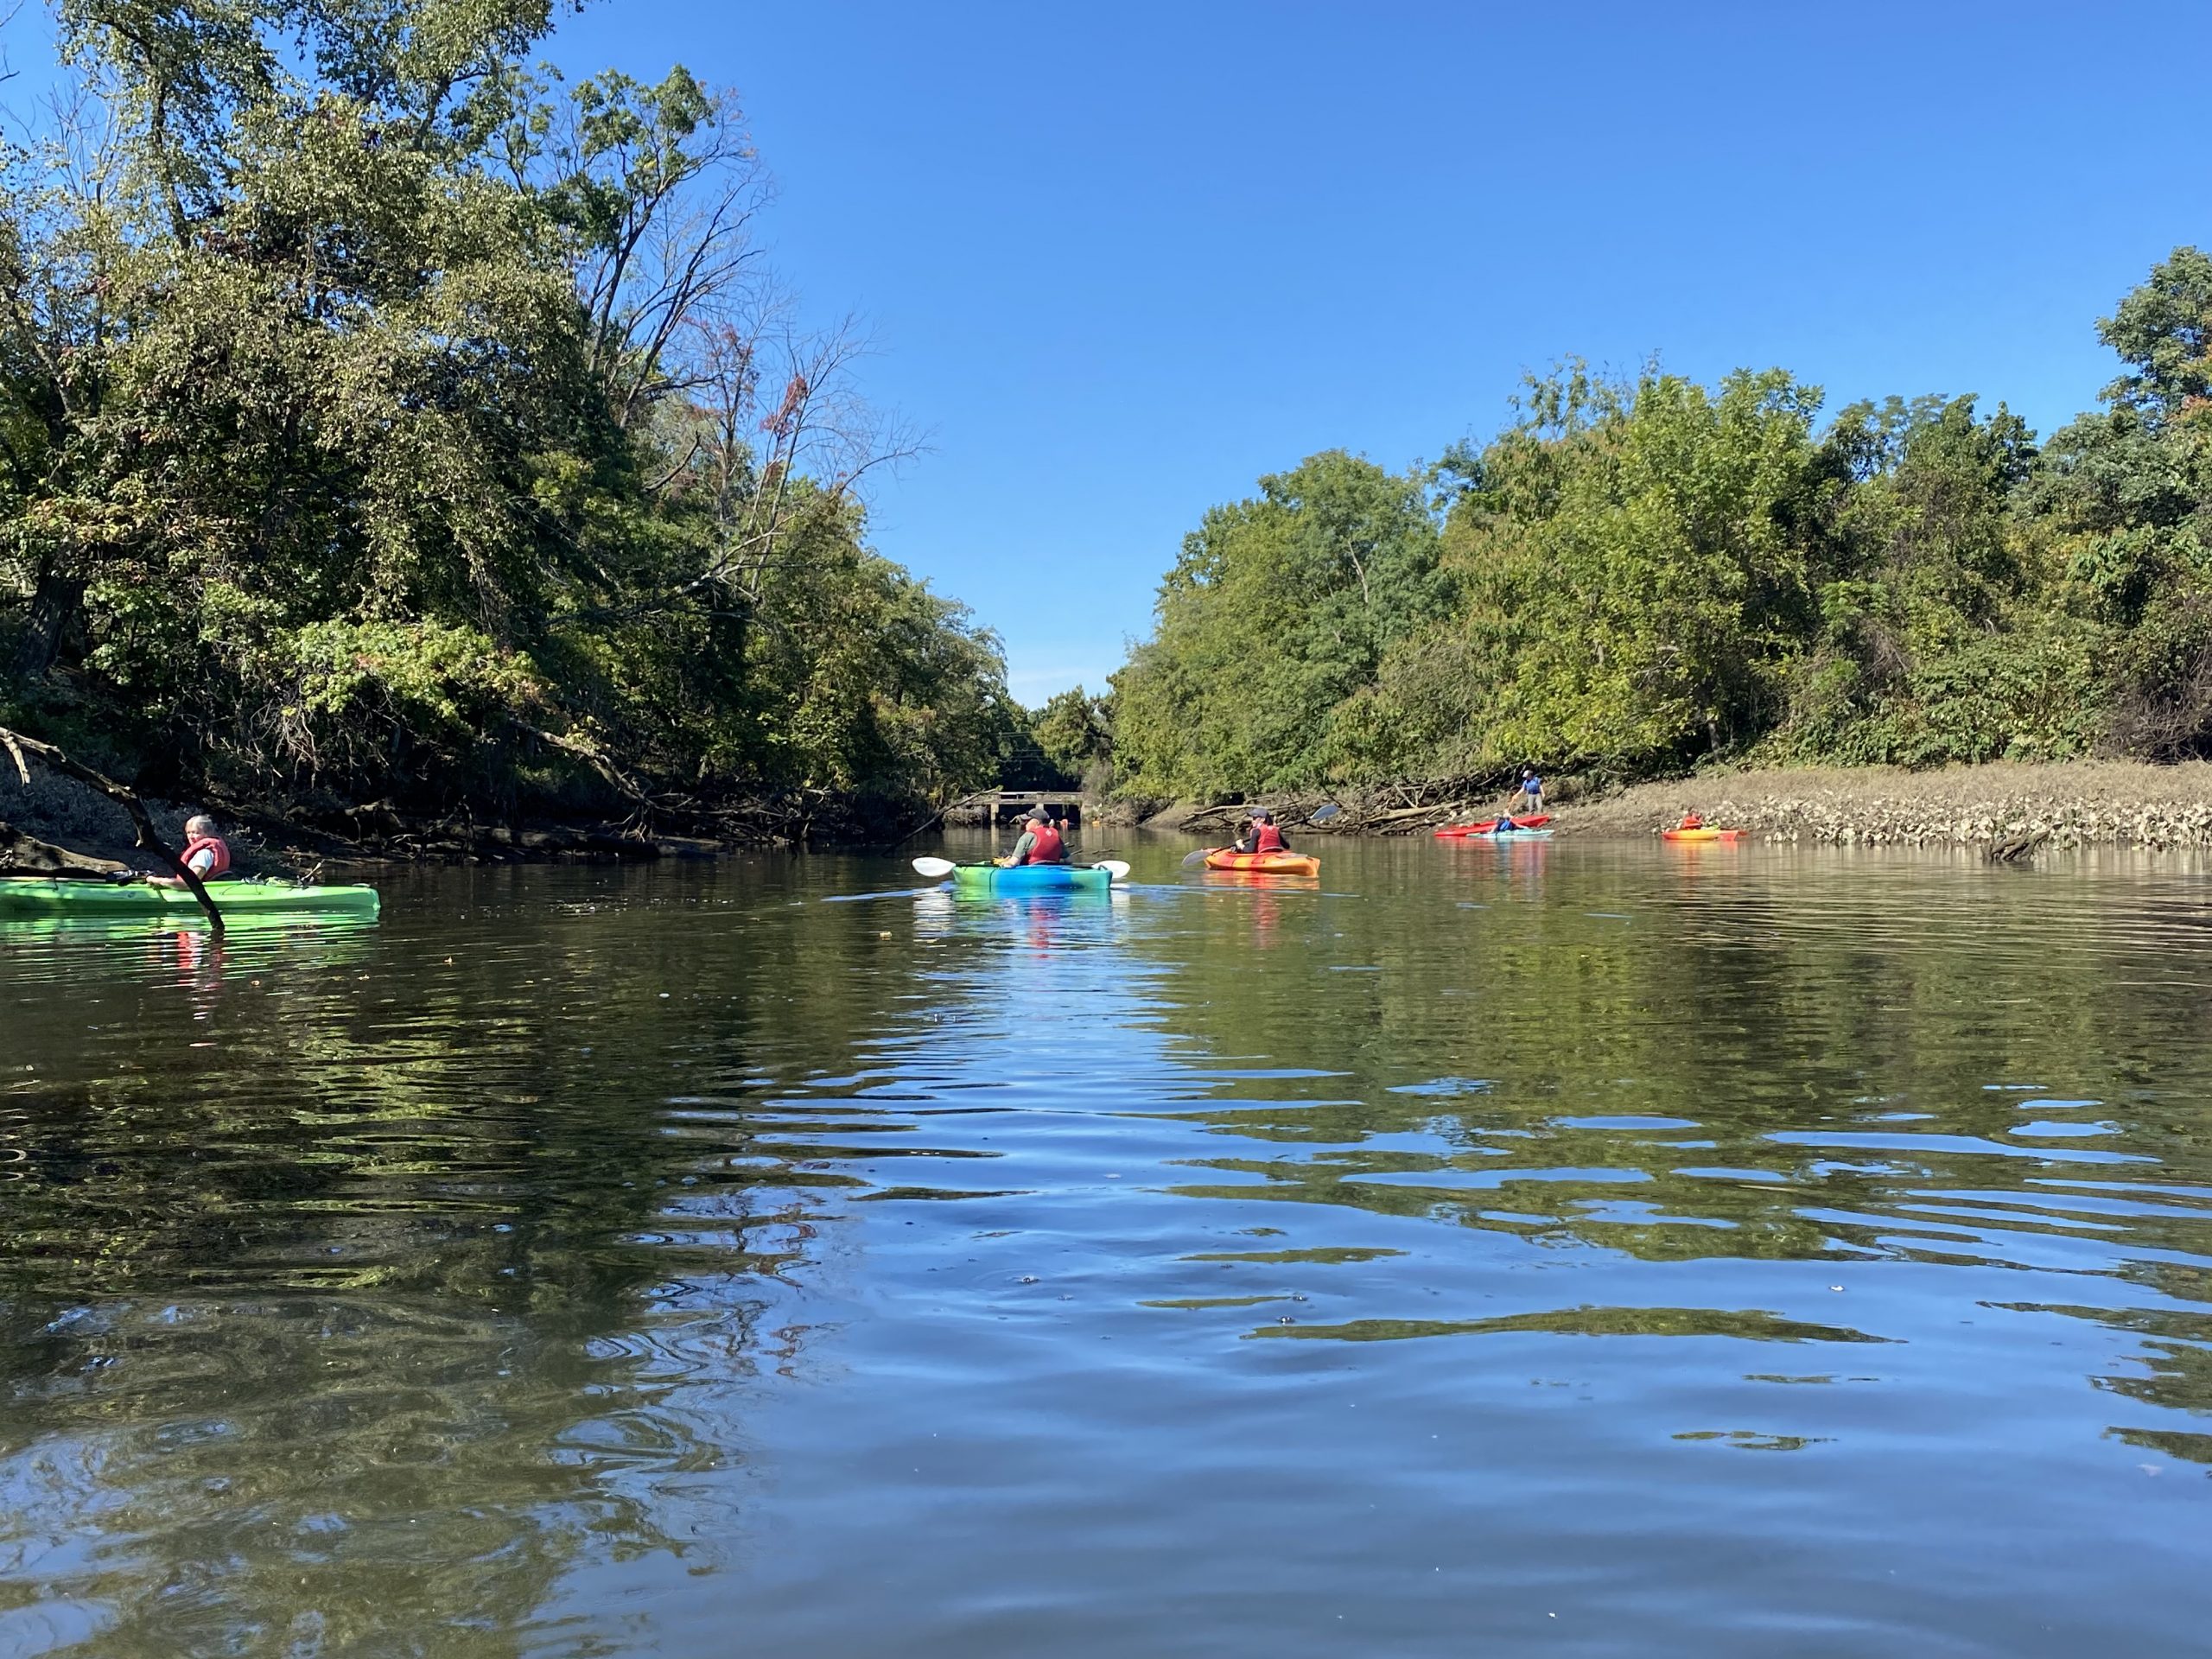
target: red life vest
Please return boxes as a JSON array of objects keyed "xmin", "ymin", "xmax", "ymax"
[
  {"xmin": 1020, "ymin": 822, "xmax": 1067, "ymax": 864},
  {"xmin": 1251, "ymin": 822, "xmax": 1285, "ymax": 853},
  {"xmin": 181, "ymin": 835, "xmax": 231, "ymax": 878}
]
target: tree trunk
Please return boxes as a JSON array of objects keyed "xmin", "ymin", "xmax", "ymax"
[{"xmin": 12, "ymin": 567, "xmax": 86, "ymax": 683}]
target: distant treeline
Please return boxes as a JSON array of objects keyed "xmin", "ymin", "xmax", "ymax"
[
  {"xmin": 0, "ymin": 0, "xmax": 1024, "ymax": 837},
  {"xmin": 1094, "ymin": 250, "xmax": 2212, "ymax": 798}
]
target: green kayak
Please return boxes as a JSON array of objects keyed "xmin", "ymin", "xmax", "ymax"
[{"xmin": 0, "ymin": 877, "xmax": 381, "ymax": 918}]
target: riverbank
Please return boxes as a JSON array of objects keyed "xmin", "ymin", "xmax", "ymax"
[
  {"xmin": 0, "ymin": 771, "xmax": 734, "ymax": 875},
  {"xmin": 1130, "ymin": 760, "xmax": 2212, "ymax": 851},
  {"xmin": 1556, "ymin": 761, "xmax": 2212, "ymax": 849},
  {"xmin": 22, "ymin": 758, "xmax": 2212, "ymax": 871}
]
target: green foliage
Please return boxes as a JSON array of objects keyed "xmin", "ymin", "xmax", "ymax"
[
  {"xmin": 0, "ymin": 0, "xmax": 1009, "ymax": 827},
  {"xmin": 2024, "ymin": 248, "xmax": 2212, "ymax": 758},
  {"xmin": 1112, "ymin": 250, "xmax": 2212, "ymax": 789},
  {"xmin": 1033, "ymin": 685, "xmax": 1113, "ymax": 776},
  {"xmin": 1769, "ymin": 394, "xmax": 2107, "ymax": 766},
  {"xmin": 1370, "ymin": 367, "xmax": 1831, "ymax": 777},
  {"xmin": 1111, "ymin": 451, "xmax": 1445, "ymax": 795}
]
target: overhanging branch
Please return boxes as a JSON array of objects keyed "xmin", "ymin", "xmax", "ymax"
[{"xmin": 0, "ymin": 723, "xmax": 224, "ymax": 929}]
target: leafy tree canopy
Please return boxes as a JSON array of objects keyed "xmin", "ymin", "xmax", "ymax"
[{"xmin": 1, "ymin": 0, "xmax": 1010, "ymax": 833}]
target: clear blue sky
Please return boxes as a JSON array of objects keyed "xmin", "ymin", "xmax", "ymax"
[
  {"xmin": 13, "ymin": 3, "xmax": 2208, "ymax": 702},
  {"xmin": 544, "ymin": 0, "xmax": 2205, "ymax": 703}
]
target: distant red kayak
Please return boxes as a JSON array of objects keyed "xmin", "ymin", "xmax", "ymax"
[{"xmin": 1434, "ymin": 814, "xmax": 1554, "ymax": 838}]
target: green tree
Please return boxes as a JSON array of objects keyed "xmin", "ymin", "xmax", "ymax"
[
  {"xmin": 1032, "ymin": 683, "xmax": 1113, "ymax": 782},
  {"xmin": 1111, "ymin": 450, "xmax": 1445, "ymax": 796},
  {"xmin": 1364, "ymin": 366, "xmax": 1831, "ymax": 778},
  {"xmin": 1775, "ymin": 394, "xmax": 2102, "ymax": 766},
  {"xmin": 1109, "ymin": 249, "xmax": 2212, "ymax": 798},
  {"xmin": 2025, "ymin": 246, "xmax": 2212, "ymax": 756},
  {"xmin": 0, "ymin": 0, "xmax": 1007, "ymax": 830}
]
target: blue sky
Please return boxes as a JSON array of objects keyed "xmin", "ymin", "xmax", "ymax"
[
  {"xmin": 545, "ymin": 0, "xmax": 2204, "ymax": 703},
  {"xmin": 11, "ymin": 2, "xmax": 2207, "ymax": 702}
]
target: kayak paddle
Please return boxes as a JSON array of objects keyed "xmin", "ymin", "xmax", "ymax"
[
  {"xmin": 1312, "ymin": 803, "xmax": 1343, "ymax": 823},
  {"xmin": 1180, "ymin": 845, "xmax": 1222, "ymax": 869},
  {"xmin": 1091, "ymin": 859, "xmax": 1131, "ymax": 881}
]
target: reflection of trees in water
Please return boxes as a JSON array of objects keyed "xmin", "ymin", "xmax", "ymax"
[
  {"xmin": 2012, "ymin": 1282, "xmax": 2212, "ymax": 1467},
  {"xmin": 1250, "ymin": 1305, "xmax": 1897, "ymax": 1345},
  {"xmin": 0, "ymin": 1296, "xmax": 728, "ymax": 1654},
  {"xmin": 0, "ymin": 882, "xmax": 888, "ymax": 1654},
  {"xmin": 1129, "ymin": 861, "xmax": 2212, "ymax": 1423}
]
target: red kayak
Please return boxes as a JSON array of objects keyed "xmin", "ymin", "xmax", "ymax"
[{"xmin": 1434, "ymin": 814, "xmax": 1553, "ymax": 838}]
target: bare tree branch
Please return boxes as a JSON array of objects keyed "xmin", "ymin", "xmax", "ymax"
[{"xmin": 0, "ymin": 723, "xmax": 224, "ymax": 928}]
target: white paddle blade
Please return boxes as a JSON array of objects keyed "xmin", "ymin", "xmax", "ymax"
[
  {"xmin": 910, "ymin": 856, "xmax": 957, "ymax": 879},
  {"xmin": 1092, "ymin": 860, "xmax": 1131, "ymax": 882}
]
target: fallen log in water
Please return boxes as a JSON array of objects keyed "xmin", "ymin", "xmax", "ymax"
[
  {"xmin": 1986, "ymin": 829, "xmax": 2050, "ymax": 863},
  {"xmin": 0, "ymin": 818, "xmax": 128, "ymax": 879}
]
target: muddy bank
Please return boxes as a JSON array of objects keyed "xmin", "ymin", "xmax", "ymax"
[
  {"xmin": 1129, "ymin": 762, "xmax": 2212, "ymax": 851},
  {"xmin": 2, "ymin": 774, "xmax": 202, "ymax": 874},
  {"xmin": 1, "ymin": 771, "xmax": 734, "ymax": 875}
]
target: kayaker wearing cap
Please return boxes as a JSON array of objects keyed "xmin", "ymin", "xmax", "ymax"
[
  {"xmin": 1233, "ymin": 809, "xmax": 1288, "ymax": 855},
  {"xmin": 996, "ymin": 804, "xmax": 1069, "ymax": 868},
  {"xmin": 146, "ymin": 814, "xmax": 232, "ymax": 888}
]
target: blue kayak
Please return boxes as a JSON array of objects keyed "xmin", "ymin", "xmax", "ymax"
[{"xmin": 950, "ymin": 863, "xmax": 1113, "ymax": 893}]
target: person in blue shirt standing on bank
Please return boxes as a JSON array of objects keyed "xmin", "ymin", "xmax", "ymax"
[{"xmin": 1516, "ymin": 767, "xmax": 1544, "ymax": 818}]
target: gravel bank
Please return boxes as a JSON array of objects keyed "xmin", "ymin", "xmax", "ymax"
[{"xmin": 1554, "ymin": 761, "xmax": 2212, "ymax": 849}]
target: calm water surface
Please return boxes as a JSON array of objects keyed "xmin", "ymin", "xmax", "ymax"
[{"xmin": 3, "ymin": 835, "xmax": 2211, "ymax": 1655}]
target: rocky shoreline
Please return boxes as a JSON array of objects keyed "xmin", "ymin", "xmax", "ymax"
[
  {"xmin": 1125, "ymin": 760, "xmax": 2212, "ymax": 854},
  {"xmin": 1549, "ymin": 762, "xmax": 2212, "ymax": 851}
]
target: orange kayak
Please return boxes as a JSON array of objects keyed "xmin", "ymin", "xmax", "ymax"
[
  {"xmin": 1661, "ymin": 826, "xmax": 1744, "ymax": 843},
  {"xmin": 1202, "ymin": 850, "xmax": 1320, "ymax": 876}
]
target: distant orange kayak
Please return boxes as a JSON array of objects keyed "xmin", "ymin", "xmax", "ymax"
[
  {"xmin": 1661, "ymin": 826, "xmax": 1744, "ymax": 843},
  {"xmin": 1203, "ymin": 849, "xmax": 1321, "ymax": 876}
]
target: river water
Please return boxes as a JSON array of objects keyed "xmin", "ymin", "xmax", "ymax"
[{"xmin": 3, "ymin": 834, "xmax": 2209, "ymax": 1655}]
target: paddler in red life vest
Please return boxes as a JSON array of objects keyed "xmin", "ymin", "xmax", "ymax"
[
  {"xmin": 146, "ymin": 814, "xmax": 232, "ymax": 889},
  {"xmin": 1675, "ymin": 809, "xmax": 1704, "ymax": 831},
  {"xmin": 1233, "ymin": 808, "xmax": 1287, "ymax": 855},
  {"xmin": 995, "ymin": 804, "xmax": 1069, "ymax": 868}
]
